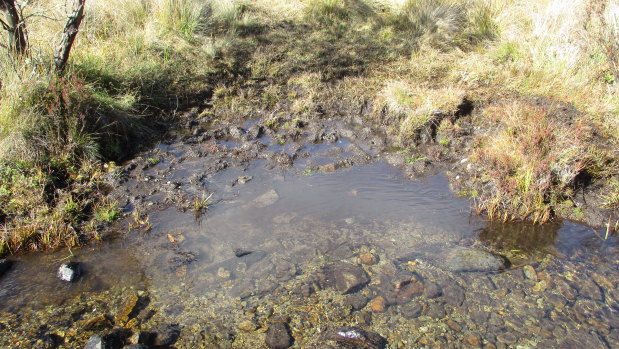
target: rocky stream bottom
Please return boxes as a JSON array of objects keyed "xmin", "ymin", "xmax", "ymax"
[{"xmin": 0, "ymin": 116, "xmax": 618, "ymax": 349}]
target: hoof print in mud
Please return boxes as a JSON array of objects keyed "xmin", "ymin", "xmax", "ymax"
[
  {"xmin": 57, "ymin": 262, "xmax": 81, "ymax": 282},
  {"xmin": 327, "ymin": 327, "xmax": 387, "ymax": 349}
]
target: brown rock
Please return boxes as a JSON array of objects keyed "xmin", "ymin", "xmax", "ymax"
[
  {"xmin": 115, "ymin": 294, "xmax": 139, "ymax": 325},
  {"xmin": 359, "ymin": 252, "xmax": 378, "ymax": 265},
  {"xmin": 124, "ymin": 318, "xmax": 139, "ymax": 329},
  {"xmin": 238, "ymin": 319, "xmax": 258, "ymax": 332},
  {"xmin": 370, "ymin": 296, "xmax": 387, "ymax": 313},
  {"xmin": 446, "ymin": 319, "xmax": 462, "ymax": 332},
  {"xmin": 523, "ymin": 265, "xmax": 538, "ymax": 281},
  {"xmin": 317, "ymin": 262, "xmax": 370, "ymax": 295},
  {"xmin": 327, "ymin": 327, "xmax": 386, "ymax": 349},
  {"xmin": 395, "ymin": 281, "xmax": 424, "ymax": 304},
  {"xmin": 422, "ymin": 282, "xmax": 442, "ymax": 299},
  {"xmin": 265, "ymin": 320, "xmax": 292, "ymax": 349},
  {"xmin": 463, "ymin": 332, "xmax": 482, "ymax": 347},
  {"xmin": 533, "ymin": 280, "xmax": 548, "ymax": 293},
  {"xmin": 80, "ymin": 315, "xmax": 113, "ymax": 331}
]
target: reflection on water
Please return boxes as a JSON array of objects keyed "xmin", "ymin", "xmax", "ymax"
[{"xmin": 479, "ymin": 221, "xmax": 561, "ymax": 251}]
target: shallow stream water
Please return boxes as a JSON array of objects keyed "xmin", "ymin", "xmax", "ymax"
[{"xmin": 1, "ymin": 127, "xmax": 618, "ymax": 348}]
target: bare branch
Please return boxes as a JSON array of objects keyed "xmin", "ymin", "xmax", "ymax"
[
  {"xmin": 54, "ymin": 0, "xmax": 85, "ymax": 73},
  {"xmin": 0, "ymin": 17, "xmax": 9, "ymax": 30}
]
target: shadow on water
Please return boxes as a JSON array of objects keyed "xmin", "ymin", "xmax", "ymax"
[{"xmin": 478, "ymin": 220, "xmax": 561, "ymax": 252}]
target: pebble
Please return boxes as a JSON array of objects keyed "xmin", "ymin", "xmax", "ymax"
[
  {"xmin": 265, "ymin": 319, "xmax": 292, "ymax": 349},
  {"xmin": 327, "ymin": 327, "xmax": 386, "ymax": 349},
  {"xmin": 463, "ymin": 332, "xmax": 482, "ymax": 347},
  {"xmin": 237, "ymin": 175, "xmax": 252, "ymax": 184},
  {"xmin": 115, "ymin": 293, "xmax": 139, "ymax": 325},
  {"xmin": 238, "ymin": 319, "xmax": 259, "ymax": 332},
  {"xmin": 446, "ymin": 319, "xmax": 462, "ymax": 332},
  {"xmin": 496, "ymin": 332, "xmax": 518, "ymax": 345},
  {"xmin": 345, "ymin": 293, "xmax": 369, "ymax": 311},
  {"xmin": 400, "ymin": 302, "xmax": 422, "ymax": 319},
  {"xmin": 84, "ymin": 335, "xmax": 106, "ymax": 349},
  {"xmin": 80, "ymin": 315, "xmax": 113, "ymax": 331},
  {"xmin": 394, "ymin": 281, "xmax": 424, "ymax": 304},
  {"xmin": 317, "ymin": 262, "xmax": 370, "ymax": 295},
  {"xmin": 57, "ymin": 262, "xmax": 80, "ymax": 282},
  {"xmin": 422, "ymin": 282, "xmax": 442, "ymax": 299},
  {"xmin": 533, "ymin": 280, "xmax": 548, "ymax": 292},
  {"xmin": 442, "ymin": 285, "xmax": 465, "ymax": 306},
  {"xmin": 523, "ymin": 265, "xmax": 538, "ymax": 281},
  {"xmin": 370, "ymin": 296, "xmax": 387, "ymax": 313},
  {"xmin": 359, "ymin": 252, "xmax": 378, "ymax": 265}
]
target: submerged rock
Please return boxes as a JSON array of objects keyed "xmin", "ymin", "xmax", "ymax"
[
  {"xmin": 370, "ymin": 296, "xmax": 387, "ymax": 313},
  {"xmin": 57, "ymin": 262, "xmax": 80, "ymax": 282},
  {"xmin": 358, "ymin": 252, "xmax": 378, "ymax": 265},
  {"xmin": 238, "ymin": 319, "xmax": 259, "ymax": 332},
  {"xmin": 0, "ymin": 259, "xmax": 12, "ymax": 278},
  {"xmin": 234, "ymin": 248, "xmax": 254, "ymax": 258},
  {"xmin": 443, "ymin": 247, "xmax": 508, "ymax": 272},
  {"xmin": 317, "ymin": 262, "xmax": 370, "ymax": 294},
  {"xmin": 253, "ymin": 189, "xmax": 280, "ymax": 208},
  {"xmin": 228, "ymin": 126, "xmax": 245, "ymax": 139},
  {"xmin": 345, "ymin": 293, "xmax": 369, "ymax": 311},
  {"xmin": 327, "ymin": 327, "xmax": 386, "ymax": 349},
  {"xmin": 153, "ymin": 324, "xmax": 180, "ymax": 347},
  {"xmin": 83, "ymin": 334, "xmax": 106, "ymax": 349},
  {"xmin": 265, "ymin": 318, "xmax": 293, "ymax": 349},
  {"xmin": 115, "ymin": 293, "xmax": 140, "ymax": 325}
]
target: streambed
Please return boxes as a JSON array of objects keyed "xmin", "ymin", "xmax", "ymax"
[{"xmin": 0, "ymin": 116, "xmax": 618, "ymax": 348}]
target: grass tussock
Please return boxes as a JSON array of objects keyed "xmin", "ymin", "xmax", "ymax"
[
  {"xmin": 376, "ymin": 81, "xmax": 466, "ymax": 143},
  {"xmin": 472, "ymin": 101, "xmax": 595, "ymax": 223}
]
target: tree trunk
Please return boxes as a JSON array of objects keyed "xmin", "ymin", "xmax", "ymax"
[
  {"xmin": 0, "ymin": 0, "xmax": 27, "ymax": 55},
  {"xmin": 54, "ymin": 0, "xmax": 85, "ymax": 74}
]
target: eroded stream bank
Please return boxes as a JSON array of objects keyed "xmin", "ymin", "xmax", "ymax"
[{"xmin": 1, "ymin": 115, "xmax": 618, "ymax": 349}]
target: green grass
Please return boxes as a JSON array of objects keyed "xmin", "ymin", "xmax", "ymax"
[{"xmin": 94, "ymin": 200, "xmax": 122, "ymax": 223}]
